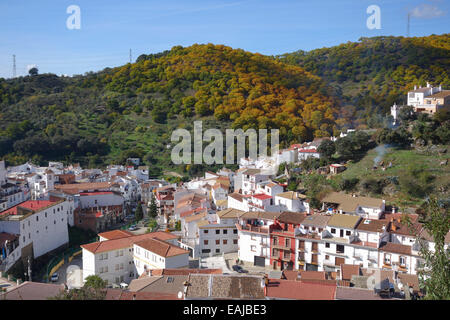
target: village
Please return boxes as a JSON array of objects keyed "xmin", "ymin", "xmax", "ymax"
[{"xmin": 0, "ymin": 84, "xmax": 449, "ymax": 301}]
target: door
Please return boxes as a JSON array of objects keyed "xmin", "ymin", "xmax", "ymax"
[
  {"xmin": 340, "ymin": 229, "xmax": 344, "ymax": 237},
  {"xmin": 335, "ymin": 257, "xmax": 345, "ymax": 266},
  {"xmin": 254, "ymin": 256, "xmax": 265, "ymax": 267}
]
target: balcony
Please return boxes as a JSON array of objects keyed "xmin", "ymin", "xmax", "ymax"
[
  {"xmin": 236, "ymin": 223, "xmax": 270, "ymax": 234},
  {"xmin": 272, "ymin": 244, "xmax": 291, "ymax": 251}
]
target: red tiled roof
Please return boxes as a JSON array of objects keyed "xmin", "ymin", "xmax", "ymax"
[
  {"xmin": 98, "ymin": 230, "xmax": 133, "ymax": 240},
  {"xmin": 81, "ymin": 231, "xmax": 178, "ymax": 254},
  {"xmin": 144, "ymin": 268, "xmax": 222, "ymax": 277},
  {"xmin": 79, "ymin": 192, "xmax": 114, "ymax": 196},
  {"xmin": 55, "ymin": 182, "xmax": 111, "ymax": 192},
  {"xmin": 134, "ymin": 238, "xmax": 188, "ymax": 258},
  {"xmin": 265, "ymin": 279, "xmax": 336, "ymax": 300},
  {"xmin": 180, "ymin": 207, "xmax": 205, "ymax": 218},
  {"xmin": 252, "ymin": 194, "xmax": 272, "ymax": 200},
  {"xmin": 340, "ymin": 264, "xmax": 361, "ymax": 281},
  {"xmin": 0, "ymin": 232, "xmax": 18, "ymax": 246},
  {"xmin": 0, "ymin": 200, "xmax": 58, "ymax": 217},
  {"xmin": 120, "ymin": 291, "xmax": 181, "ymax": 300},
  {"xmin": 379, "ymin": 242, "xmax": 412, "ymax": 255}
]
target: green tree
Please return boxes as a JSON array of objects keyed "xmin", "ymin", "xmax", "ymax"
[
  {"xmin": 406, "ymin": 197, "xmax": 450, "ymax": 300},
  {"xmin": 149, "ymin": 194, "xmax": 158, "ymax": 218},
  {"xmin": 317, "ymin": 139, "xmax": 336, "ymax": 160},
  {"xmin": 28, "ymin": 67, "xmax": 38, "ymax": 76},
  {"xmin": 135, "ymin": 203, "xmax": 144, "ymax": 222},
  {"xmin": 50, "ymin": 275, "xmax": 107, "ymax": 300},
  {"xmin": 146, "ymin": 219, "xmax": 158, "ymax": 233},
  {"xmin": 84, "ymin": 275, "xmax": 107, "ymax": 289}
]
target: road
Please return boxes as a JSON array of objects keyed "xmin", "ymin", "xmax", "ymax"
[{"xmin": 52, "ymin": 256, "xmax": 83, "ymax": 288}]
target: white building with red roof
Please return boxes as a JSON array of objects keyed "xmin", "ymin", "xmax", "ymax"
[
  {"xmin": 81, "ymin": 231, "xmax": 188, "ymax": 286},
  {"xmin": 0, "ymin": 197, "xmax": 70, "ymax": 272}
]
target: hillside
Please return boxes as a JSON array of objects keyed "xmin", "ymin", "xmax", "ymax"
[
  {"xmin": 278, "ymin": 34, "xmax": 450, "ymax": 129},
  {"xmin": 0, "ymin": 44, "xmax": 339, "ymax": 172}
]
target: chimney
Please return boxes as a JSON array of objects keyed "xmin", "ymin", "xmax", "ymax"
[
  {"xmin": 132, "ymin": 294, "xmax": 136, "ymax": 300},
  {"xmin": 427, "ymin": 82, "xmax": 430, "ymax": 88},
  {"xmin": 414, "ymin": 85, "xmax": 417, "ymax": 90}
]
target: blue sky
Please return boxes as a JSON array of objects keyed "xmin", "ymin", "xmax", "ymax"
[{"xmin": 0, "ymin": 0, "xmax": 448, "ymax": 78}]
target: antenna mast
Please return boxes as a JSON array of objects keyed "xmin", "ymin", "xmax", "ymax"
[
  {"xmin": 407, "ymin": 13, "xmax": 410, "ymax": 37},
  {"xmin": 13, "ymin": 55, "xmax": 16, "ymax": 78},
  {"xmin": 129, "ymin": 49, "xmax": 132, "ymax": 64}
]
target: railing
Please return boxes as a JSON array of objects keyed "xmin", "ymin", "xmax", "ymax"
[{"xmin": 239, "ymin": 224, "xmax": 269, "ymax": 234}]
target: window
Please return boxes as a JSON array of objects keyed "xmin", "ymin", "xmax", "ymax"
[
  {"xmin": 45, "ymin": 212, "xmax": 47, "ymax": 218},
  {"xmin": 223, "ymin": 239, "xmax": 227, "ymax": 245},
  {"xmin": 325, "ymin": 243, "xmax": 330, "ymax": 248},
  {"xmin": 204, "ymin": 230, "xmax": 208, "ymax": 234},
  {"xmin": 233, "ymin": 229, "xmax": 238, "ymax": 234},
  {"xmin": 215, "ymin": 249, "xmax": 220, "ymax": 253},
  {"xmin": 325, "ymin": 255, "xmax": 329, "ymax": 260},
  {"xmin": 399, "ymin": 256, "xmax": 406, "ymax": 267},
  {"xmin": 204, "ymin": 240, "xmax": 208, "ymax": 245},
  {"xmin": 331, "ymin": 228, "xmax": 336, "ymax": 234},
  {"xmin": 223, "ymin": 229, "xmax": 228, "ymax": 234},
  {"xmin": 285, "ymin": 238, "xmax": 290, "ymax": 247},
  {"xmin": 346, "ymin": 231, "xmax": 351, "ymax": 236},
  {"xmin": 202, "ymin": 249, "xmax": 211, "ymax": 253},
  {"xmin": 233, "ymin": 239, "xmax": 238, "ymax": 245},
  {"xmin": 215, "ymin": 240, "xmax": 220, "ymax": 245},
  {"xmin": 336, "ymin": 245, "xmax": 345, "ymax": 254},
  {"xmin": 384, "ymin": 254, "xmax": 391, "ymax": 265},
  {"xmin": 251, "ymin": 245, "xmax": 256, "ymax": 252},
  {"xmin": 216, "ymin": 230, "xmax": 220, "ymax": 234},
  {"xmin": 273, "ymin": 237, "xmax": 278, "ymax": 245}
]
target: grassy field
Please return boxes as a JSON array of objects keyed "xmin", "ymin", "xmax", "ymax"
[{"xmin": 337, "ymin": 145, "xmax": 450, "ymax": 208}]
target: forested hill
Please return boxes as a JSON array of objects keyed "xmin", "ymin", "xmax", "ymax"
[
  {"xmin": 0, "ymin": 44, "xmax": 339, "ymax": 170},
  {"xmin": 278, "ymin": 34, "xmax": 450, "ymax": 128}
]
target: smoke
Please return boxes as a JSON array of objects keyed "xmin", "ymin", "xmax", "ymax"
[
  {"xmin": 410, "ymin": 4, "xmax": 445, "ymax": 18},
  {"xmin": 373, "ymin": 144, "xmax": 388, "ymax": 166}
]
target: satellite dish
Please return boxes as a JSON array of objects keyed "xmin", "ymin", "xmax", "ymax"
[{"xmin": 178, "ymin": 291, "xmax": 183, "ymax": 299}]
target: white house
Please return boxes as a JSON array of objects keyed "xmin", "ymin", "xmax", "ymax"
[
  {"xmin": 81, "ymin": 231, "xmax": 185, "ymax": 285},
  {"xmin": 133, "ymin": 238, "xmax": 189, "ymax": 275},
  {"xmin": 322, "ymin": 192, "xmax": 385, "ymax": 219},
  {"xmin": 196, "ymin": 208, "xmax": 244, "ymax": 257},
  {"xmin": 274, "ymin": 191, "xmax": 310, "ymax": 213},
  {"xmin": 0, "ymin": 198, "xmax": 70, "ymax": 272},
  {"xmin": 237, "ymin": 211, "xmax": 281, "ymax": 266}
]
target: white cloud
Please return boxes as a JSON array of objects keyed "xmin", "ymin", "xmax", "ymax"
[
  {"xmin": 26, "ymin": 64, "xmax": 37, "ymax": 71},
  {"xmin": 410, "ymin": 4, "xmax": 445, "ymax": 18}
]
